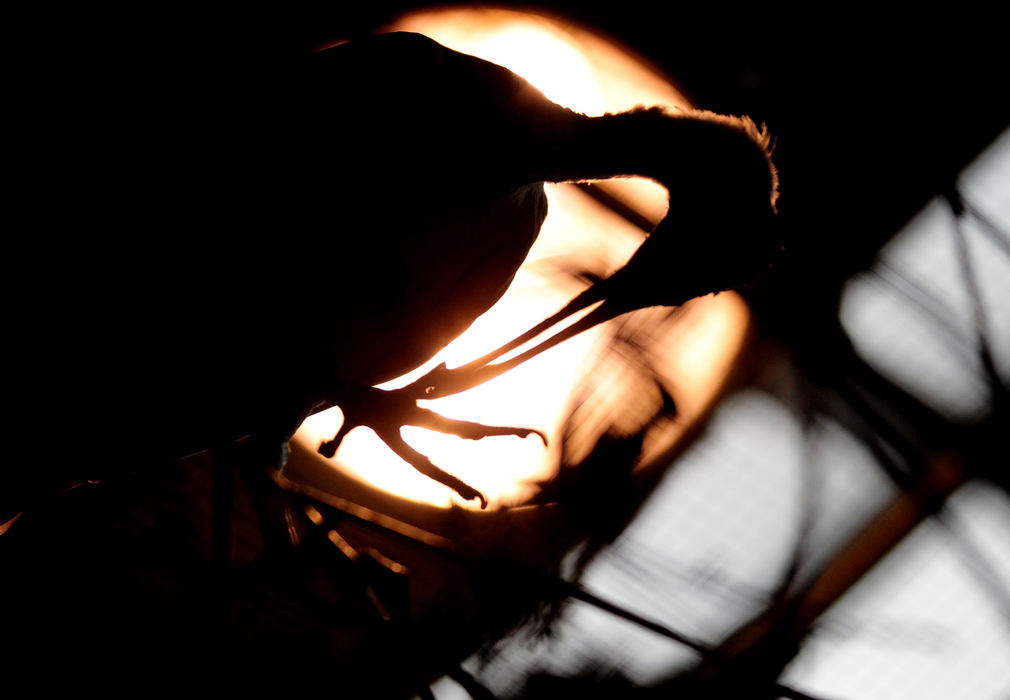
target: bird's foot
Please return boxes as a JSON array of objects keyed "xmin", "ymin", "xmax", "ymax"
[{"xmin": 318, "ymin": 384, "xmax": 547, "ymax": 509}]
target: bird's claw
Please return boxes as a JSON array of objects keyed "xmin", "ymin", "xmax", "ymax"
[
  {"xmin": 317, "ymin": 384, "xmax": 545, "ymax": 509},
  {"xmin": 512, "ymin": 427, "xmax": 549, "ymax": 446},
  {"xmin": 453, "ymin": 482, "xmax": 488, "ymax": 510}
]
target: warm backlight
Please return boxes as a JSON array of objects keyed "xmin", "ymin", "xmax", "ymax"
[{"xmin": 290, "ymin": 9, "xmax": 749, "ymax": 509}]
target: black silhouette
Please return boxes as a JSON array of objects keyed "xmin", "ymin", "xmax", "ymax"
[
  {"xmin": 307, "ymin": 32, "xmax": 778, "ymax": 506},
  {"xmin": 3, "ymin": 30, "xmax": 777, "ymax": 524}
]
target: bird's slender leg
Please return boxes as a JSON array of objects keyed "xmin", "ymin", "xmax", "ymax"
[
  {"xmin": 440, "ymin": 284, "xmax": 605, "ymax": 378},
  {"xmin": 405, "ymin": 292, "xmax": 623, "ymax": 401}
]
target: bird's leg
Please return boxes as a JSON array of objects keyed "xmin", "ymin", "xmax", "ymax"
[
  {"xmin": 316, "ymin": 384, "xmax": 546, "ymax": 509},
  {"xmin": 405, "ymin": 297, "xmax": 621, "ymax": 402},
  {"xmin": 435, "ymin": 284, "xmax": 605, "ymax": 382}
]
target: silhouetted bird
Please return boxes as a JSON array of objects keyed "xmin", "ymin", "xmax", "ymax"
[
  {"xmin": 5, "ymin": 31, "xmax": 777, "ymax": 524},
  {"xmin": 304, "ymin": 32, "xmax": 779, "ymax": 507}
]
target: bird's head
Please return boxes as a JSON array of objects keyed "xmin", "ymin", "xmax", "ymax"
[{"xmin": 605, "ymin": 112, "xmax": 780, "ymax": 312}]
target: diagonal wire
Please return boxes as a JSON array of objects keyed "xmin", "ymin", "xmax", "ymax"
[
  {"xmin": 448, "ymin": 665, "xmax": 498, "ymax": 700},
  {"xmin": 961, "ymin": 196, "xmax": 1010, "ymax": 257},
  {"xmin": 560, "ymin": 581, "xmax": 827, "ymax": 700},
  {"xmin": 871, "ymin": 260, "xmax": 979, "ymax": 360},
  {"xmin": 775, "ymin": 366, "xmax": 825, "ymax": 600},
  {"xmin": 946, "ymin": 187, "xmax": 1009, "ymax": 403}
]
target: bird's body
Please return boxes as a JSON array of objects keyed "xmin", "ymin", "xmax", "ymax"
[
  {"xmin": 4, "ymin": 31, "xmax": 778, "ymax": 522},
  {"xmin": 307, "ymin": 32, "xmax": 556, "ymax": 386}
]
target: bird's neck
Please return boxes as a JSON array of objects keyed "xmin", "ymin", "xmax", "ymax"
[{"xmin": 531, "ymin": 106, "xmax": 776, "ymax": 207}]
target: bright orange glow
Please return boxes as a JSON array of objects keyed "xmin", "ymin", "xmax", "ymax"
[
  {"xmin": 288, "ymin": 9, "xmax": 750, "ymax": 511},
  {"xmin": 388, "ymin": 7, "xmax": 689, "ymax": 115}
]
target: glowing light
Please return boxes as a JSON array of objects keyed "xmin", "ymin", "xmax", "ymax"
[
  {"xmin": 385, "ymin": 7, "xmax": 688, "ymax": 115},
  {"xmin": 289, "ymin": 9, "xmax": 750, "ymax": 512}
]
